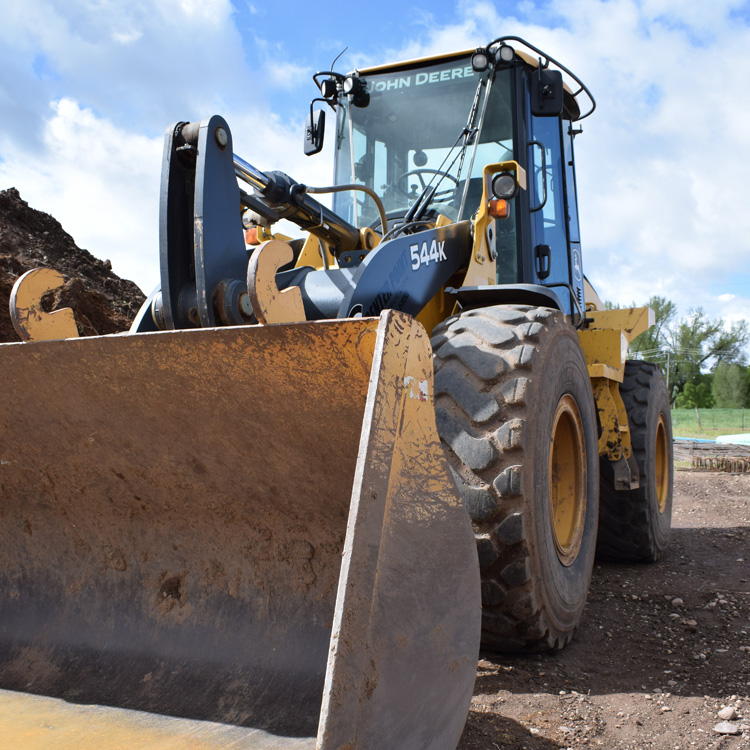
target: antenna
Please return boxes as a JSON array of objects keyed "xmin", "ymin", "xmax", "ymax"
[{"xmin": 330, "ymin": 47, "xmax": 348, "ymax": 70}]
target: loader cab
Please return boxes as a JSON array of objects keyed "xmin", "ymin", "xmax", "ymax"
[
  {"xmin": 331, "ymin": 55, "xmax": 515, "ymax": 226},
  {"xmin": 327, "ymin": 42, "xmax": 592, "ymax": 316}
]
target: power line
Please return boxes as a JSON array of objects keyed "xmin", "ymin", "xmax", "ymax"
[{"xmin": 630, "ymin": 346, "xmax": 743, "ymax": 364}]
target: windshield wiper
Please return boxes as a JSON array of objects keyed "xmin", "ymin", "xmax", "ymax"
[{"xmin": 406, "ymin": 77, "xmax": 487, "ymax": 226}]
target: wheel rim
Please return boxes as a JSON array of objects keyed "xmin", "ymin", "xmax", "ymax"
[
  {"xmin": 655, "ymin": 413, "xmax": 669, "ymax": 514},
  {"xmin": 548, "ymin": 394, "xmax": 587, "ymax": 566}
]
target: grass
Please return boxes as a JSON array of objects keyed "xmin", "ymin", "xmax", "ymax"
[{"xmin": 671, "ymin": 408, "xmax": 750, "ymax": 440}]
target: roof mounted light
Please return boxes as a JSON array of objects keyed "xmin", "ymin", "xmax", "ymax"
[
  {"xmin": 496, "ymin": 43, "xmax": 515, "ymax": 64},
  {"xmin": 471, "ymin": 48, "xmax": 490, "ymax": 72},
  {"xmin": 318, "ymin": 77, "xmax": 338, "ymax": 99},
  {"xmin": 343, "ymin": 75, "xmax": 370, "ymax": 108}
]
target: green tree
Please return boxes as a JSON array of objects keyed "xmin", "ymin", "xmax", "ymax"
[
  {"xmin": 605, "ymin": 296, "xmax": 749, "ymax": 404},
  {"xmin": 675, "ymin": 380, "xmax": 715, "ymax": 409},
  {"xmin": 629, "ymin": 296, "xmax": 678, "ymax": 358},
  {"xmin": 712, "ymin": 362, "xmax": 748, "ymax": 408},
  {"xmin": 666, "ymin": 309, "xmax": 749, "ymax": 402}
]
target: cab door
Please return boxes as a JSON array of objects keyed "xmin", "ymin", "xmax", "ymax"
[{"xmin": 527, "ymin": 111, "xmax": 584, "ymax": 317}]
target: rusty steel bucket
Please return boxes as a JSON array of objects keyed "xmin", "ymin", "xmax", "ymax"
[{"xmin": 0, "ymin": 310, "xmax": 480, "ymax": 749}]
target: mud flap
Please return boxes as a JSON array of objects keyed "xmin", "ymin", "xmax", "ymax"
[{"xmin": 0, "ymin": 310, "xmax": 479, "ymax": 749}]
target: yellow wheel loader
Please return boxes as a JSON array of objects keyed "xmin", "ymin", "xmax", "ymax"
[{"xmin": 1, "ymin": 36, "xmax": 673, "ymax": 748}]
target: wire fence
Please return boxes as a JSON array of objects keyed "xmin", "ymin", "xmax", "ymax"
[{"xmin": 671, "ymin": 408, "xmax": 750, "ymax": 436}]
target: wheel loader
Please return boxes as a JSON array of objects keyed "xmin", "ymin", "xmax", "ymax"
[{"xmin": 0, "ymin": 36, "xmax": 673, "ymax": 748}]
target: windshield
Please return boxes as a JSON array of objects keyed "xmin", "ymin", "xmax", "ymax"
[{"xmin": 333, "ymin": 57, "xmax": 514, "ymax": 229}]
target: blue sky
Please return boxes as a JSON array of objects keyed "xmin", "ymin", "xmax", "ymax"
[{"xmin": 1, "ymin": 0, "xmax": 749, "ymax": 337}]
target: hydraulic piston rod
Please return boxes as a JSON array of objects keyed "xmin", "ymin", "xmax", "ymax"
[{"xmin": 234, "ymin": 154, "xmax": 360, "ymax": 256}]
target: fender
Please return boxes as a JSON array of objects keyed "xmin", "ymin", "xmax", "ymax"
[{"xmin": 447, "ymin": 283, "xmax": 564, "ymax": 311}]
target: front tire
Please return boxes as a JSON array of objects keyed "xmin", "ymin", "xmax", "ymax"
[
  {"xmin": 431, "ymin": 305, "xmax": 599, "ymax": 651},
  {"xmin": 597, "ymin": 360, "xmax": 673, "ymax": 562}
]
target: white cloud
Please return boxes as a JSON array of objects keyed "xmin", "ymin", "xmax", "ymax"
[
  {"xmin": 1, "ymin": 0, "xmax": 749, "ymax": 330},
  {"xmin": 174, "ymin": 0, "xmax": 233, "ymax": 24},
  {"xmin": 0, "ymin": 99, "xmax": 162, "ymax": 289},
  {"xmin": 0, "ymin": 0, "xmax": 250, "ymax": 136},
  {"xmin": 0, "ymin": 0, "xmax": 273, "ymax": 293},
  {"xmin": 249, "ymin": 34, "xmax": 312, "ymax": 92},
  {"xmin": 261, "ymin": 60, "xmax": 313, "ymax": 91},
  {"xmin": 112, "ymin": 30, "xmax": 144, "ymax": 45}
]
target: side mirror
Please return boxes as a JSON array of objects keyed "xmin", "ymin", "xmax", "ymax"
[
  {"xmin": 531, "ymin": 68, "xmax": 564, "ymax": 117},
  {"xmin": 304, "ymin": 109, "xmax": 325, "ymax": 156}
]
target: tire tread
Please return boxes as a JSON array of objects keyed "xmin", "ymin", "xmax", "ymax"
[
  {"xmin": 432, "ymin": 305, "xmax": 597, "ymax": 651},
  {"xmin": 596, "ymin": 360, "xmax": 673, "ymax": 562}
]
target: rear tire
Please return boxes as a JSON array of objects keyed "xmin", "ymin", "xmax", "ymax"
[
  {"xmin": 431, "ymin": 305, "xmax": 599, "ymax": 651},
  {"xmin": 597, "ymin": 360, "xmax": 673, "ymax": 562}
]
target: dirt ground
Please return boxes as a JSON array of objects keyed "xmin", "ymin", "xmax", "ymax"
[{"xmin": 459, "ymin": 469, "xmax": 750, "ymax": 750}]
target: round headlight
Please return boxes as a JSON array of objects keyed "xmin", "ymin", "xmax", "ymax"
[
  {"xmin": 491, "ymin": 171, "xmax": 518, "ymax": 200},
  {"xmin": 343, "ymin": 76, "xmax": 357, "ymax": 94}
]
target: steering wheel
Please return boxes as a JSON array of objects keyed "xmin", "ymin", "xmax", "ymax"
[{"xmin": 397, "ymin": 169, "xmax": 459, "ymax": 201}]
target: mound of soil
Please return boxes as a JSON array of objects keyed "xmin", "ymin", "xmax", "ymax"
[{"xmin": 0, "ymin": 188, "xmax": 145, "ymax": 342}]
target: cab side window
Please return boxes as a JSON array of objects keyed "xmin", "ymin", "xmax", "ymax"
[{"xmin": 529, "ymin": 115, "xmax": 568, "ymax": 287}]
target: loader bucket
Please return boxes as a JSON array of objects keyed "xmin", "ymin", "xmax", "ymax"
[{"xmin": 0, "ymin": 310, "xmax": 480, "ymax": 749}]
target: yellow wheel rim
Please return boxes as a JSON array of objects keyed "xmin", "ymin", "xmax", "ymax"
[
  {"xmin": 548, "ymin": 394, "xmax": 587, "ymax": 566},
  {"xmin": 655, "ymin": 413, "xmax": 669, "ymax": 514}
]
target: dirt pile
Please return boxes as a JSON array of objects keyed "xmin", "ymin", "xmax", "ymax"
[{"xmin": 0, "ymin": 188, "xmax": 145, "ymax": 342}]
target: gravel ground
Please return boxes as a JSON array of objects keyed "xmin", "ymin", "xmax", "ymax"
[{"xmin": 459, "ymin": 469, "xmax": 750, "ymax": 750}]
